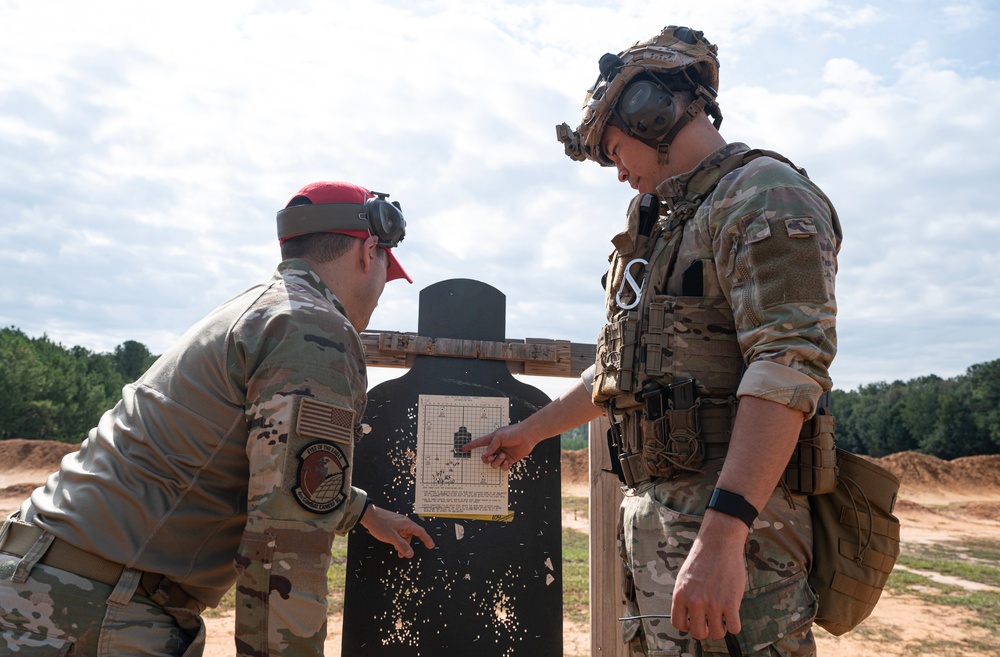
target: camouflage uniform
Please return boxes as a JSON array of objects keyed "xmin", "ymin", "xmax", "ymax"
[
  {"xmin": 599, "ymin": 143, "xmax": 841, "ymax": 656},
  {"xmin": 1, "ymin": 258, "xmax": 370, "ymax": 656}
]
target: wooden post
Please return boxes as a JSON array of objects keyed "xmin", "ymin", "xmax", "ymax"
[{"xmin": 588, "ymin": 416, "xmax": 628, "ymax": 657}]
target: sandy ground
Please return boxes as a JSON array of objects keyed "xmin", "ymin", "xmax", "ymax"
[
  {"xmin": 3, "ymin": 441, "xmax": 999, "ymax": 656},
  {"xmin": 196, "ymin": 498, "xmax": 1000, "ymax": 657}
]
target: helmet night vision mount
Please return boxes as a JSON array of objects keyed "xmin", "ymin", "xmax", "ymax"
[{"xmin": 276, "ymin": 191, "xmax": 406, "ymax": 248}]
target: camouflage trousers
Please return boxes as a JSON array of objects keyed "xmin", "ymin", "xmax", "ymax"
[
  {"xmin": 619, "ymin": 458, "xmax": 818, "ymax": 657},
  {"xmin": 0, "ymin": 528, "xmax": 204, "ymax": 656}
]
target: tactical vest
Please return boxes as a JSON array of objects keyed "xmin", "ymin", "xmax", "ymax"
[{"xmin": 593, "ymin": 147, "xmax": 835, "ymax": 493}]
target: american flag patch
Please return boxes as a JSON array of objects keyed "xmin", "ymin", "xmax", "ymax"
[{"xmin": 296, "ymin": 398, "xmax": 355, "ymax": 444}]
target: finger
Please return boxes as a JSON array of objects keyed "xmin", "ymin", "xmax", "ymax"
[
  {"xmin": 706, "ymin": 612, "xmax": 728, "ymax": 640},
  {"xmin": 489, "ymin": 451, "xmax": 508, "ymax": 469},
  {"xmin": 380, "ymin": 522, "xmax": 416, "ymax": 559},
  {"xmin": 484, "ymin": 447, "xmax": 508, "ymax": 469},
  {"xmin": 461, "ymin": 435, "xmax": 490, "ymax": 452},
  {"xmin": 722, "ymin": 608, "xmax": 741, "ymax": 635},
  {"xmin": 480, "ymin": 434, "xmax": 506, "ymax": 462},
  {"xmin": 411, "ymin": 524, "xmax": 436, "ymax": 549},
  {"xmin": 392, "ymin": 534, "xmax": 415, "ymax": 559},
  {"xmin": 687, "ymin": 615, "xmax": 709, "ymax": 641},
  {"xmin": 671, "ymin": 603, "xmax": 690, "ymax": 633}
]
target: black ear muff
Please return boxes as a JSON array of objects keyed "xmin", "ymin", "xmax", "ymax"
[
  {"xmin": 366, "ymin": 194, "xmax": 406, "ymax": 247},
  {"xmin": 276, "ymin": 192, "xmax": 406, "ymax": 247},
  {"xmin": 616, "ymin": 78, "xmax": 677, "ymax": 141}
]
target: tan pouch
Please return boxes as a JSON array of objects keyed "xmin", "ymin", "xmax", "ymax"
[
  {"xmin": 593, "ymin": 313, "xmax": 639, "ymax": 404},
  {"xmin": 809, "ymin": 449, "xmax": 901, "ymax": 636},
  {"xmin": 784, "ymin": 408, "xmax": 837, "ymax": 495}
]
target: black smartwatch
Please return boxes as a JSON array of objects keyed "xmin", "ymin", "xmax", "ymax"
[{"xmin": 706, "ymin": 488, "xmax": 758, "ymax": 529}]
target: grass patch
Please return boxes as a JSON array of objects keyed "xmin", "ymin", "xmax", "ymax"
[
  {"xmin": 898, "ymin": 553, "xmax": 1000, "ymax": 589},
  {"xmin": 563, "ymin": 527, "xmax": 590, "ymax": 623},
  {"xmin": 902, "ymin": 540, "xmax": 1000, "ymax": 586},
  {"xmin": 889, "ymin": 541, "xmax": 1000, "ymax": 633},
  {"xmin": 327, "ymin": 540, "xmax": 348, "ymax": 615},
  {"xmin": 562, "ymin": 493, "xmax": 588, "ymax": 518},
  {"xmin": 903, "ymin": 638, "xmax": 1000, "ymax": 656},
  {"xmin": 848, "ymin": 623, "xmax": 903, "ymax": 643}
]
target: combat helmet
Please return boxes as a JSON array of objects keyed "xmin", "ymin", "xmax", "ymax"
[{"xmin": 556, "ymin": 25, "xmax": 723, "ymax": 166}]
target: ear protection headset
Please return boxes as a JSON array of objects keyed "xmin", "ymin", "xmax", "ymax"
[
  {"xmin": 276, "ymin": 191, "xmax": 406, "ymax": 247},
  {"xmin": 616, "ymin": 76, "xmax": 679, "ymax": 142},
  {"xmin": 599, "ymin": 51, "xmax": 723, "ymax": 160}
]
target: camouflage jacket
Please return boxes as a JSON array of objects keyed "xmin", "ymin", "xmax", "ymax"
[
  {"xmin": 598, "ymin": 142, "xmax": 841, "ymax": 417},
  {"xmin": 21, "ymin": 258, "xmax": 369, "ymax": 654}
]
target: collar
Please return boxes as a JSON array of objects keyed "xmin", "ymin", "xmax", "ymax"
[
  {"xmin": 655, "ymin": 142, "xmax": 751, "ymax": 203},
  {"xmin": 276, "ymin": 258, "xmax": 347, "ymax": 315}
]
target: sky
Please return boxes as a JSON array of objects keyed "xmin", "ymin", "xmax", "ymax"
[{"xmin": 1, "ymin": 0, "xmax": 998, "ymax": 401}]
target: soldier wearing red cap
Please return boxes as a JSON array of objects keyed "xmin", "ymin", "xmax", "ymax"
[{"xmin": 0, "ymin": 181, "xmax": 434, "ymax": 656}]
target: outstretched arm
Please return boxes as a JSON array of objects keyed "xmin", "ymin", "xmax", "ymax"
[{"xmin": 461, "ymin": 379, "xmax": 603, "ymax": 470}]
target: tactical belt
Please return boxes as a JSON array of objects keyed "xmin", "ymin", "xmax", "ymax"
[
  {"xmin": 613, "ymin": 380, "xmax": 738, "ymax": 489},
  {"xmin": 0, "ymin": 521, "xmax": 201, "ymax": 613},
  {"xmin": 611, "ymin": 388, "xmax": 837, "ymax": 496},
  {"xmin": 617, "ymin": 410, "xmax": 734, "ymax": 488}
]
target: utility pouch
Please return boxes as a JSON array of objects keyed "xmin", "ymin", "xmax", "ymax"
[
  {"xmin": 642, "ymin": 296, "xmax": 743, "ymax": 395},
  {"xmin": 783, "ymin": 407, "xmax": 838, "ymax": 495},
  {"xmin": 809, "ymin": 449, "xmax": 901, "ymax": 635},
  {"xmin": 639, "ymin": 379, "xmax": 705, "ymax": 479},
  {"xmin": 593, "ymin": 312, "xmax": 640, "ymax": 405}
]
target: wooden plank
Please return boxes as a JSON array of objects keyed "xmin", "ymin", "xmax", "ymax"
[
  {"xmin": 590, "ymin": 416, "xmax": 629, "ymax": 657},
  {"xmin": 360, "ymin": 330, "xmax": 595, "ymax": 378},
  {"xmin": 521, "ymin": 338, "xmax": 572, "ymax": 377},
  {"xmin": 359, "ymin": 332, "xmax": 409, "ymax": 368}
]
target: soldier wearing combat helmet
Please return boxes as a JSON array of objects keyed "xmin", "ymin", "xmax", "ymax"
[
  {"xmin": 467, "ymin": 25, "xmax": 842, "ymax": 657},
  {"xmin": 557, "ymin": 25, "xmax": 723, "ymax": 167},
  {"xmin": 1, "ymin": 181, "xmax": 435, "ymax": 656}
]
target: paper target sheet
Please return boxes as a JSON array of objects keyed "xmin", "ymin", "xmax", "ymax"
[{"xmin": 414, "ymin": 394, "xmax": 510, "ymax": 519}]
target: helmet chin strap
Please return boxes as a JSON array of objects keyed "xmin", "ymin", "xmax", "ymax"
[{"xmin": 650, "ymin": 87, "xmax": 720, "ymax": 164}]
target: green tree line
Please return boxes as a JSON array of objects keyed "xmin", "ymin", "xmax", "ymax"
[
  {"xmin": 830, "ymin": 359, "xmax": 1000, "ymax": 458},
  {"xmin": 0, "ymin": 327, "xmax": 156, "ymax": 443},
  {"xmin": 563, "ymin": 361, "xmax": 1000, "ymax": 459},
  {"xmin": 2, "ymin": 326, "xmax": 999, "ymax": 459}
]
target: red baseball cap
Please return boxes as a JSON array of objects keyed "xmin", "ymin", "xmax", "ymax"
[{"xmin": 280, "ymin": 181, "xmax": 411, "ymax": 283}]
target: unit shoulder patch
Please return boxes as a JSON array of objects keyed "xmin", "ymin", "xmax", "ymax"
[
  {"xmin": 293, "ymin": 441, "xmax": 349, "ymax": 514},
  {"xmin": 296, "ymin": 397, "xmax": 354, "ymax": 444},
  {"xmin": 784, "ymin": 216, "xmax": 818, "ymax": 237}
]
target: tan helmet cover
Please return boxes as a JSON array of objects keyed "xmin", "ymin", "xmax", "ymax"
[{"xmin": 557, "ymin": 26, "xmax": 720, "ymax": 166}]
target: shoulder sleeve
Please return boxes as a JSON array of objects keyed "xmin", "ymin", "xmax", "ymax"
[
  {"xmin": 232, "ymin": 284, "xmax": 369, "ymax": 654},
  {"xmin": 710, "ymin": 158, "xmax": 842, "ymax": 415}
]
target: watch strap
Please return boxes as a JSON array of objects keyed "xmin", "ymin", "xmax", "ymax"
[{"xmin": 706, "ymin": 488, "xmax": 758, "ymax": 529}]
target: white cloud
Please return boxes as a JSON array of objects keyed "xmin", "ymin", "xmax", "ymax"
[
  {"xmin": 0, "ymin": 0, "xmax": 997, "ymax": 394},
  {"xmin": 821, "ymin": 58, "xmax": 883, "ymax": 90},
  {"xmin": 942, "ymin": 0, "xmax": 995, "ymax": 31}
]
